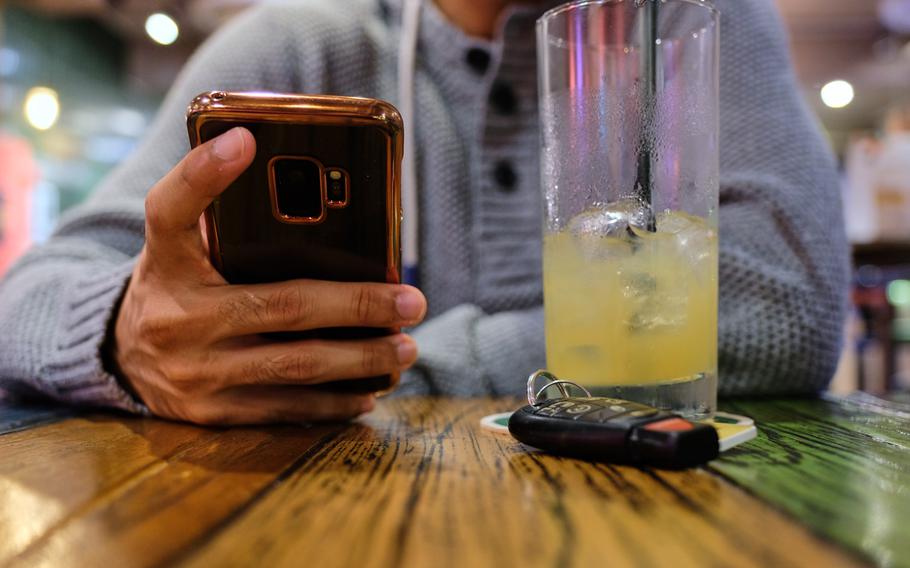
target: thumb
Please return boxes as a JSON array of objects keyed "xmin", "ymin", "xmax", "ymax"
[{"xmin": 145, "ymin": 127, "xmax": 255, "ymax": 257}]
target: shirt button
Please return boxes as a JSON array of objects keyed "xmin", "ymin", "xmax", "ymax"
[
  {"xmin": 493, "ymin": 161, "xmax": 518, "ymax": 191},
  {"xmin": 490, "ymin": 82, "xmax": 517, "ymax": 115},
  {"xmin": 465, "ymin": 48, "xmax": 491, "ymax": 75},
  {"xmin": 377, "ymin": 0, "xmax": 391, "ymax": 20}
]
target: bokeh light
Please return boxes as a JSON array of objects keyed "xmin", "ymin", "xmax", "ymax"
[
  {"xmin": 145, "ymin": 13, "xmax": 180, "ymax": 46},
  {"xmin": 23, "ymin": 87, "xmax": 60, "ymax": 131},
  {"xmin": 887, "ymin": 280, "xmax": 910, "ymax": 307},
  {"xmin": 820, "ymin": 80, "xmax": 855, "ymax": 109}
]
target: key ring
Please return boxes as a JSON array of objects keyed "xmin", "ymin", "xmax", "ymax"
[{"xmin": 527, "ymin": 369, "xmax": 592, "ymax": 406}]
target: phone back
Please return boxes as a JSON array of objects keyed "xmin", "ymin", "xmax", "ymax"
[
  {"xmin": 187, "ymin": 92, "xmax": 401, "ymax": 285},
  {"xmin": 187, "ymin": 92, "xmax": 403, "ymax": 391}
]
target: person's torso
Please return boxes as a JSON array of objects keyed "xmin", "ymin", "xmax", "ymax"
[{"xmin": 278, "ymin": 0, "xmax": 549, "ymax": 316}]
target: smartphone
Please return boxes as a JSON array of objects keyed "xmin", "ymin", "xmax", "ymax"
[{"xmin": 186, "ymin": 91, "xmax": 403, "ymax": 393}]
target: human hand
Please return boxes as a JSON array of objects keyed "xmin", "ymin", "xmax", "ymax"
[{"xmin": 110, "ymin": 127, "xmax": 427, "ymax": 425}]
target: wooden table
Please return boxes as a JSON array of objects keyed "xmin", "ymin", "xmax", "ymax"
[{"xmin": 1, "ymin": 395, "xmax": 908, "ymax": 568}]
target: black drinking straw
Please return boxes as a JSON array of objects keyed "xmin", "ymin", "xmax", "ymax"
[{"xmin": 635, "ymin": 0, "xmax": 659, "ymax": 231}]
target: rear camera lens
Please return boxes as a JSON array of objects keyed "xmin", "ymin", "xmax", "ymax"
[{"xmin": 273, "ymin": 158, "xmax": 323, "ymax": 219}]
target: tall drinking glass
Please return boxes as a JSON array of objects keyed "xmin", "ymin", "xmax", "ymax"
[{"xmin": 538, "ymin": 0, "xmax": 719, "ymax": 418}]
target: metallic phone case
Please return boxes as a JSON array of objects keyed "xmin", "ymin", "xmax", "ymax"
[{"xmin": 187, "ymin": 91, "xmax": 404, "ymax": 393}]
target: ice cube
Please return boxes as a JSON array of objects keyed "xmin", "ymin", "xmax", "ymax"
[
  {"xmin": 622, "ymin": 273, "xmax": 657, "ymax": 300},
  {"xmin": 656, "ymin": 210, "xmax": 704, "ymax": 235},
  {"xmin": 568, "ymin": 197, "xmax": 653, "ymax": 238},
  {"xmin": 626, "ymin": 293, "xmax": 689, "ymax": 333},
  {"xmin": 565, "ymin": 198, "xmax": 656, "ymax": 260},
  {"xmin": 657, "ymin": 211, "xmax": 715, "ymax": 264}
]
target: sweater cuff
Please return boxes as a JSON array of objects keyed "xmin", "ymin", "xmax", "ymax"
[
  {"xmin": 474, "ymin": 307, "xmax": 545, "ymax": 395},
  {"xmin": 410, "ymin": 304, "xmax": 486, "ymax": 396},
  {"xmin": 40, "ymin": 261, "xmax": 149, "ymax": 414},
  {"xmin": 409, "ymin": 304, "xmax": 547, "ymax": 397}
]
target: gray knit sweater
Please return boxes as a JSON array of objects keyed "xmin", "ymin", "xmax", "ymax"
[{"xmin": 0, "ymin": 0, "xmax": 848, "ymax": 412}]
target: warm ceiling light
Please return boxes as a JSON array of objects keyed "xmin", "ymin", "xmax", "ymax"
[
  {"xmin": 820, "ymin": 80, "xmax": 854, "ymax": 109},
  {"xmin": 24, "ymin": 86, "xmax": 60, "ymax": 130},
  {"xmin": 145, "ymin": 13, "xmax": 180, "ymax": 46}
]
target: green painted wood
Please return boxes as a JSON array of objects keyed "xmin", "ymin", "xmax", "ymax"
[
  {"xmin": 713, "ymin": 395, "xmax": 910, "ymax": 568},
  {"xmin": 875, "ymin": 391, "xmax": 910, "ymax": 408}
]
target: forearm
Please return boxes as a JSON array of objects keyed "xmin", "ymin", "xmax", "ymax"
[
  {"xmin": 717, "ymin": 174, "xmax": 848, "ymax": 395},
  {"xmin": 0, "ymin": 6, "xmax": 303, "ymax": 410},
  {"xmin": 0, "ymin": 243, "xmax": 142, "ymax": 410}
]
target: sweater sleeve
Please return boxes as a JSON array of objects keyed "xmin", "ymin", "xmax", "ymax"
[
  {"xmin": 0, "ymin": 6, "xmax": 304, "ymax": 410},
  {"xmin": 712, "ymin": 0, "xmax": 849, "ymax": 395},
  {"xmin": 403, "ymin": 0, "xmax": 849, "ymax": 397}
]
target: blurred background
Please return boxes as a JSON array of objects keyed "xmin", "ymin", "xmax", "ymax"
[{"xmin": 0, "ymin": 0, "xmax": 909, "ymax": 394}]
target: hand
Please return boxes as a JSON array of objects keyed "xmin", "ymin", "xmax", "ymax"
[{"xmin": 110, "ymin": 127, "xmax": 427, "ymax": 425}]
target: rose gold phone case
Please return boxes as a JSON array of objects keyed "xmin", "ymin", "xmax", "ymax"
[{"xmin": 187, "ymin": 91, "xmax": 404, "ymax": 393}]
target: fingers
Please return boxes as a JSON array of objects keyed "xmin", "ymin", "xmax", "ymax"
[
  {"xmin": 210, "ymin": 281, "xmax": 427, "ymax": 338},
  {"xmin": 195, "ymin": 388, "xmax": 377, "ymax": 425},
  {"xmin": 213, "ymin": 333, "xmax": 418, "ymax": 388},
  {"xmin": 145, "ymin": 127, "xmax": 256, "ymax": 258}
]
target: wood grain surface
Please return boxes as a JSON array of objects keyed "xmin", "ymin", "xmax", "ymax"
[
  {"xmin": 0, "ymin": 414, "xmax": 343, "ymax": 567},
  {"xmin": 0, "ymin": 397, "xmax": 878, "ymax": 568},
  {"xmin": 714, "ymin": 395, "xmax": 910, "ymax": 568}
]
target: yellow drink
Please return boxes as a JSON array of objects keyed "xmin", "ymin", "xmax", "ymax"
[{"xmin": 543, "ymin": 209, "xmax": 717, "ymax": 393}]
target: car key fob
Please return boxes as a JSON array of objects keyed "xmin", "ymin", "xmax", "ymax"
[{"xmin": 508, "ymin": 397, "xmax": 719, "ymax": 468}]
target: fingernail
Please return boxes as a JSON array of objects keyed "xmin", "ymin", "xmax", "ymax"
[
  {"xmin": 396, "ymin": 337, "xmax": 418, "ymax": 365},
  {"xmin": 212, "ymin": 128, "xmax": 246, "ymax": 162},
  {"xmin": 395, "ymin": 289, "xmax": 424, "ymax": 321}
]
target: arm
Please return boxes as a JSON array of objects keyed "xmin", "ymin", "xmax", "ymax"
[
  {"xmin": 405, "ymin": 0, "xmax": 849, "ymax": 397},
  {"xmin": 0, "ymin": 6, "xmax": 357, "ymax": 411},
  {"xmin": 713, "ymin": 0, "xmax": 849, "ymax": 395}
]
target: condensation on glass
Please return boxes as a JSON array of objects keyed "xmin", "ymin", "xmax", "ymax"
[{"xmin": 538, "ymin": 0, "xmax": 720, "ymax": 418}]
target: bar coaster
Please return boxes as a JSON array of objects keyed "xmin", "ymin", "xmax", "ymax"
[
  {"xmin": 480, "ymin": 412, "xmax": 512, "ymax": 434},
  {"xmin": 701, "ymin": 412, "xmax": 757, "ymax": 452}
]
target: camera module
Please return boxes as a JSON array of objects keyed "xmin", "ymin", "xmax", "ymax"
[{"xmin": 271, "ymin": 157, "xmax": 324, "ymax": 222}]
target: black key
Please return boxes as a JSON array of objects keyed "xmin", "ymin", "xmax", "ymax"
[
  {"xmin": 508, "ymin": 396, "xmax": 719, "ymax": 468},
  {"xmin": 534, "ymin": 399, "xmax": 603, "ymax": 418},
  {"xmin": 577, "ymin": 406, "xmax": 633, "ymax": 423}
]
